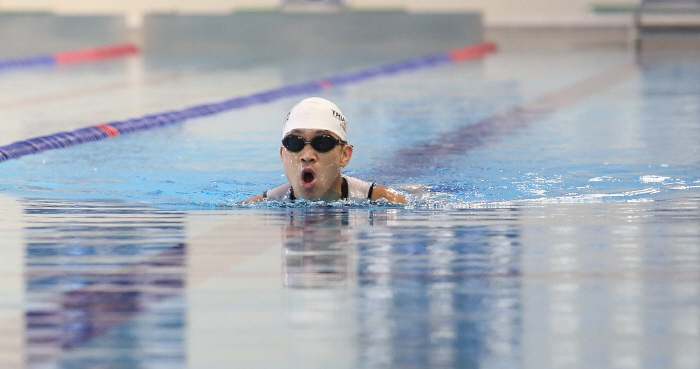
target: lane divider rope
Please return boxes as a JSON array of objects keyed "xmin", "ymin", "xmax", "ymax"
[
  {"xmin": 0, "ymin": 43, "xmax": 140, "ymax": 72},
  {"xmin": 0, "ymin": 42, "xmax": 496, "ymax": 163}
]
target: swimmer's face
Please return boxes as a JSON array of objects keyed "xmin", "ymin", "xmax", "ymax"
[{"xmin": 280, "ymin": 129, "xmax": 352, "ymax": 201}]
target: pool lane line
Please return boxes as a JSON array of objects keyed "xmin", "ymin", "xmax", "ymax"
[
  {"xmin": 385, "ymin": 63, "xmax": 640, "ymax": 177},
  {"xmin": 0, "ymin": 43, "xmax": 139, "ymax": 72},
  {"xmin": 0, "ymin": 42, "xmax": 496, "ymax": 163}
]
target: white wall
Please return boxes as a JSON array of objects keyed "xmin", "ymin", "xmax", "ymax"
[
  {"xmin": 0, "ymin": 0, "xmax": 637, "ymax": 28},
  {"xmin": 356, "ymin": 0, "xmax": 637, "ymax": 26}
]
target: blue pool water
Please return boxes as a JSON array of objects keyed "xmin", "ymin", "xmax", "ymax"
[
  {"xmin": 2, "ymin": 50, "xmax": 699, "ymax": 208},
  {"xmin": 0, "ymin": 41, "xmax": 699, "ymax": 368}
]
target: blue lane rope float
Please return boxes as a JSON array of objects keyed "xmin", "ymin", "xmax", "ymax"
[
  {"xmin": 0, "ymin": 42, "xmax": 496, "ymax": 163},
  {"xmin": 0, "ymin": 55, "xmax": 56, "ymax": 71}
]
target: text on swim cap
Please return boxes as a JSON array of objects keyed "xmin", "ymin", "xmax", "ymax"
[{"xmin": 332, "ymin": 109, "xmax": 348, "ymax": 132}]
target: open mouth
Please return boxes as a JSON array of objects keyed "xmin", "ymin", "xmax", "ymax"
[{"xmin": 301, "ymin": 168, "xmax": 316, "ymax": 189}]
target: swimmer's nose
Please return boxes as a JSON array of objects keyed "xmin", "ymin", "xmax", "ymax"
[{"xmin": 299, "ymin": 145, "xmax": 317, "ymax": 163}]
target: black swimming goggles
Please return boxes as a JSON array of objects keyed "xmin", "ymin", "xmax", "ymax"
[{"xmin": 282, "ymin": 135, "xmax": 347, "ymax": 153}]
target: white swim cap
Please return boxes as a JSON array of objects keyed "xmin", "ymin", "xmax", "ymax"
[{"xmin": 282, "ymin": 97, "xmax": 348, "ymax": 141}]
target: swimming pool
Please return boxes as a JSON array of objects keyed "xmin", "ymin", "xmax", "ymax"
[{"xmin": 0, "ymin": 29, "xmax": 699, "ymax": 368}]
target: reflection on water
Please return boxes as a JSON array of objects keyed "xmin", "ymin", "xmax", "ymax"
[
  {"xmin": 354, "ymin": 209, "xmax": 522, "ymax": 369},
  {"xmin": 520, "ymin": 197, "xmax": 700, "ymax": 369},
  {"xmin": 282, "ymin": 209, "xmax": 355, "ymax": 289},
  {"xmin": 280, "ymin": 197, "xmax": 700, "ymax": 369},
  {"xmin": 15, "ymin": 196, "xmax": 700, "ymax": 368},
  {"xmin": 281, "ymin": 208, "xmax": 522, "ymax": 369},
  {"xmin": 23, "ymin": 199, "xmax": 186, "ymax": 368}
]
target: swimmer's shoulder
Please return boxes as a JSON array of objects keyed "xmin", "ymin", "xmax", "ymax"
[
  {"xmin": 244, "ymin": 183, "xmax": 292, "ymax": 202},
  {"xmin": 343, "ymin": 175, "xmax": 406, "ymax": 204},
  {"xmin": 370, "ymin": 183, "xmax": 407, "ymax": 204}
]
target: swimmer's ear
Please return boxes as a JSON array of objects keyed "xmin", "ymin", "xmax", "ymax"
[{"xmin": 340, "ymin": 144, "xmax": 353, "ymax": 167}]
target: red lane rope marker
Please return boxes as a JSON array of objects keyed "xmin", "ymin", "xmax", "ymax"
[
  {"xmin": 54, "ymin": 43, "xmax": 140, "ymax": 64},
  {"xmin": 448, "ymin": 42, "xmax": 497, "ymax": 62},
  {"xmin": 318, "ymin": 79, "xmax": 333, "ymax": 89},
  {"xmin": 95, "ymin": 124, "xmax": 120, "ymax": 137}
]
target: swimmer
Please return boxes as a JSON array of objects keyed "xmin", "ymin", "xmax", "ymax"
[{"xmin": 246, "ymin": 97, "xmax": 406, "ymax": 203}]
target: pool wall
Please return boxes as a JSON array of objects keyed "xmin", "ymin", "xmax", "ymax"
[
  {"xmin": 0, "ymin": 14, "xmax": 130, "ymax": 58},
  {"xmin": 142, "ymin": 12, "xmax": 483, "ymax": 61}
]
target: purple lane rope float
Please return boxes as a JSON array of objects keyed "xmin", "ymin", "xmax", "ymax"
[
  {"xmin": 0, "ymin": 43, "xmax": 139, "ymax": 72},
  {"xmin": 0, "ymin": 42, "xmax": 496, "ymax": 163}
]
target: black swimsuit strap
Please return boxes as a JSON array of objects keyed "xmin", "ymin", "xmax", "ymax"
[
  {"xmin": 341, "ymin": 177, "xmax": 349, "ymax": 199},
  {"xmin": 367, "ymin": 183, "xmax": 376, "ymax": 200}
]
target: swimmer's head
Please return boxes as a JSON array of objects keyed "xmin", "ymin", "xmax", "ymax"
[
  {"xmin": 282, "ymin": 97, "xmax": 348, "ymax": 141},
  {"xmin": 280, "ymin": 97, "xmax": 353, "ymax": 201}
]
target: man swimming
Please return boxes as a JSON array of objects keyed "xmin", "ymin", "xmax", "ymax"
[{"xmin": 246, "ymin": 97, "xmax": 406, "ymax": 203}]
